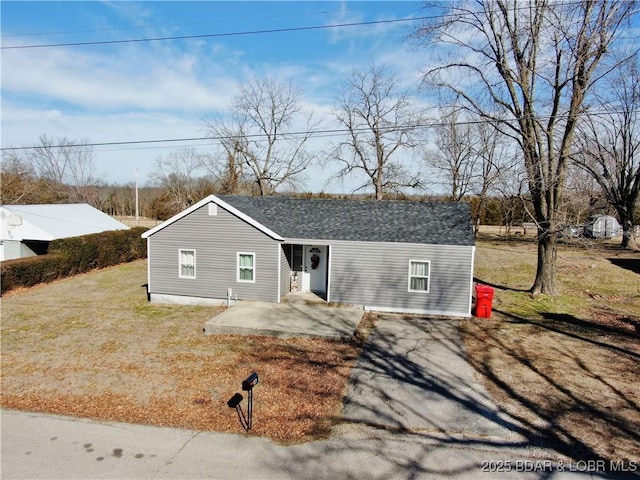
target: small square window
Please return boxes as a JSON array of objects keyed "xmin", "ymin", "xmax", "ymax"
[
  {"xmin": 408, "ymin": 260, "xmax": 430, "ymax": 292},
  {"xmin": 238, "ymin": 253, "xmax": 255, "ymax": 283},
  {"xmin": 179, "ymin": 249, "xmax": 196, "ymax": 279}
]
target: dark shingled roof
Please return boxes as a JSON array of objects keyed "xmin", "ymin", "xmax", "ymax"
[{"xmin": 218, "ymin": 195, "xmax": 474, "ymax": 246}]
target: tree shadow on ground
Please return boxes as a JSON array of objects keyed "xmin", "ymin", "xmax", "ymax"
[
  {"xmin": 608, "ymin": 257, "xmax": 640, "ymax": 275},
  {"xmin": 482, "ymin": 310, "xmax": 640, "ymax": 448},
  {"xmin": 263, "ymin": 314, "xmax": 639, "ymax": 479},
  {"xmin": 537, "ymin": 312, "xmax": 640, "ymax": 359}
]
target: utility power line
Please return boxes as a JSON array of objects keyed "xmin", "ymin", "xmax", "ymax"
[
  {"xmin": 1, "ymin": 16, "xmax": 430, "ymax": 50},
  {"xmin": 1, "ymin": 0, "xmax": 599, "ymax": 51},
  {"xmin": 0, "ymin": 10, "xmax": 333, "ymax": 38},
  {"xmin": 2, "ymin": 110, "xmax": 632, "ymax": 152}
]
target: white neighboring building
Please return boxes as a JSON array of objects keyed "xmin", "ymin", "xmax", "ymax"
[
  {"xmin": 0, "ymin": 204, "xmax": 129, "ymax": 261},
  {"xmin": 583, "ymin": 214, "xmax": 621, "ymax": 239}
]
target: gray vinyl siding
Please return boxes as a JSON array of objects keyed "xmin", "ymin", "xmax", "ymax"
[
  {"xmin": 279, "ymin": 244, "xmax": 291, "ymax": 299},
  {"xmin": 147, "ymin": 203, "xmax": 280, "ymax": 302},
  {"xmin": 329, "ymin": 241, "xmax": 473, "ymax": 316}
]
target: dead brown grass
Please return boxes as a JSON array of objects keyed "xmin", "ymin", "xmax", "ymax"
[
  {"xmin": 1, "ymin": 260, "xmax": 374, "ymax": 444},
  {"xmin": 463, "ymin": 240, "xmax": 640, "ymax": 462}
]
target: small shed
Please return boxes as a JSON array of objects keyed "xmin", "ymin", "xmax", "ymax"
[
  {"xmin": 0, "ymin": 204, "xmax": 129, "ymax": 261},
  {"xmin": 142, "ymin": 195, "xmax": 476, "ymax": 317},
  {"xmin": 584, "ymin": 215, "xmax": 621, "ymax": 239}
]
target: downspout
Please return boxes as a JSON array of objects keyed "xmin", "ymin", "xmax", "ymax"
[
  {"xmin": 326, "ymin": 244, "xmax": 332, "ymax": 303},
  {"xmin": 468, "ymin": 246, "xmax": 476, "ymax": 317},
  {"xmin": 146, "ymin": 238, "xmax": 151, "ymax": 302},
  {"xmin": 276, "ymin": 242, "xmax": 282, "ymax": 303}
]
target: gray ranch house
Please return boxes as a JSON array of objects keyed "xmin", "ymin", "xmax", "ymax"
[{"xmin": 141, "ymin": 195, "xmax": 475, "ymax": 317}]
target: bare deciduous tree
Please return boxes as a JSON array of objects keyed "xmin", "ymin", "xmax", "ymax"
[
  {"xmin": 494, "ymin": 162, "xmax": 529, "ymax": 236},
  {"xmin": 573, "ymin": 55, "xmax": 640, "ymax": 250},
  {"xmin": 149, "ymin": 148, "xmax": 213, "ymax": 214},
  {"xmin": 415, "ymin": 0, "xmax": 636, "ymax": 295},
  {"xmin": 427, "ymin": 105, "xmax": 478, "ymax": 201},
  {"xmin": 205, "ymin": 77, "xmax": 316, "ymax": 196},
  {"xmin": 426, "ymin": 107, "xmax": 513, "ymax": 235},
  {"xmin": 473, "ymin": 121, "xmax": 513, "ymax": 237},
  {"xmin": 27, "ymin": 135, "xmax": 102, "ymax": 203},
  {"xmin": 328, "ymin": 64, "xmax": 422, "ymax": 200},
  {"xmin": 560, "ymin": 163, "xmax": 603, "ymax": 226},
  {"xmin": 206, "ymin": 133, "xmax": 245, "ymax": 195}
]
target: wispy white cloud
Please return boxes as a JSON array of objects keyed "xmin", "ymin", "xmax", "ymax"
[{"xmin": 2, "ymin": 42, "xmax": 238, "ymax": 112}]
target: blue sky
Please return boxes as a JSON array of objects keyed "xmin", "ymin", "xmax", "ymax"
[{"xmin": 1, "ymin": 1, "xmax": 431, "ymax": 192}]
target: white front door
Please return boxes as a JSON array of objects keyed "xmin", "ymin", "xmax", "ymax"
[{"xmin": 305, "ymin": 245, "xmax": 327, "ymax": 294}]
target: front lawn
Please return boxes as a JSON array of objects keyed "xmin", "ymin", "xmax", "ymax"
[
  {"xmin": 463, "ymin": 238, "xmax": 640, "ymax": 462},
  {"xmin": 0, "ymin": 260, "xmax": 370, "ymax": 443}
]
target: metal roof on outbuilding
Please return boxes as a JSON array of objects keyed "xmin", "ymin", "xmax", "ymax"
[{"xmin": 1, "ymin": 204, "xmax": 129, "ymax": 241}]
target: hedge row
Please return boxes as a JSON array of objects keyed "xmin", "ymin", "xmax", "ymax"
[{"xmin": 1, "ymin": 227, "xmax": 147, "ymax": 294}]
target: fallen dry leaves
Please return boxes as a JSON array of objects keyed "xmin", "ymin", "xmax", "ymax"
[
  {"xmin": 0, "ymin": 260, "xmax": 375, "ymax": 444},
  {"xmin": 1, "ymin": 331, "xmax": 366, "ymax": 443}
]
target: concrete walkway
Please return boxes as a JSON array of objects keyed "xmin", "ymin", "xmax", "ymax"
[{"xmin": 203, "ymin": 294, "xmax": 364, "ymax": 340}]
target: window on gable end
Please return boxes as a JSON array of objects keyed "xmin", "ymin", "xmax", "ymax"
[
  {"xmin": 238, "ymin": 252, "xmax": 255, "ymax": 283},
  {"xmin": 179, "ymin": 249, "xmax": 196, "ymax": 279}
]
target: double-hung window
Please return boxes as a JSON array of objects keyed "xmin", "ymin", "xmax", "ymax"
[
  {"xmin": 408, "ymin": 260, "xmax": 430, "ymax": 292},
  {"xmin": 179, "ymin": 249, "xmax": 196, "ymax": 278},
  {"xmin": 238, "ymin": 252, "xmax": 255, "ymax": 282}
]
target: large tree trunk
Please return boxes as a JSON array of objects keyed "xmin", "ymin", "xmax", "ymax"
[
  {"xmin": 620, "ymin": 216, "xmax": 639, "ymax": 250},
  {"xmin": 531, "ymin": 225, "xmax": 559, "ymax": 296},
  {"xmin": 374, "ymin": 173, "xmax": 384, "ymax": 200},
  {"xmin": 256, "ymin": 177, "xmax": 268, "ymax": 197}
]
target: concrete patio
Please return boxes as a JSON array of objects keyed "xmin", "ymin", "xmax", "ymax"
[{"xmin": 203, "ymin": 292, "xmax": 365, "ymax": 340}]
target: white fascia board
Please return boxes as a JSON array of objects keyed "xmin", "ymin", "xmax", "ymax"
[
  {"xmin": 141, "ymin": 195, "xmax": 285, "ymax": 241},
  {"xmin": 283, "ymin": 239, "xmax": 475, "ymax": 249},
  {"xmin": 282, "ymin": 238, "xmax": 332, "ymax": 245}
]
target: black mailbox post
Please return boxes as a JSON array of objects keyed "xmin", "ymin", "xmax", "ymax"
[
  {"xmin": 242, "ymin": 372, "xmax": 258, "ymax": 430},
  {"xmin": 242, "ymin": 372, "xmax": 258, "ymax": 391},
  {"xmin": 228, "ymin": 372, "xmax": 259, "ymax": 432}
]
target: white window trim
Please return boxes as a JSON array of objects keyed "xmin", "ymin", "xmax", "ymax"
[
  {"xmin": 179, "ymin": 249, "xmax": 196, "ymax": 279},
  {"xmin": 408, "ymin": 259, "xmax": 430, "ymax": 293},
  {"xmin": 237, "ymin": 252, "xmax": 256, "ymax": 283}
]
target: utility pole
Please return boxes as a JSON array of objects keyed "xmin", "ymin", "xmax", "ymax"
[{"xmin": 135, "ymin": 169, "xmax": 139, "ymax": 227}]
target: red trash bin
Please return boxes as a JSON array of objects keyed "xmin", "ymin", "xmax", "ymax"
[{"xmin": 474, "ymin": 284, "xmax": 495, "ymax": 318}]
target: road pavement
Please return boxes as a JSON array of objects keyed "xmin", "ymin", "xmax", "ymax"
[{"xmin": 2, "ymin": 410, "xmax": 599, "ymax": 480}]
